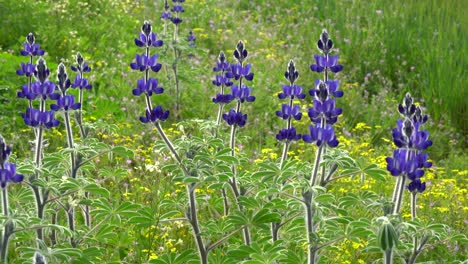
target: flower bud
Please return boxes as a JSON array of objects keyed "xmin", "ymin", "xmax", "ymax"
[
  {"xmin": 35, "ymin": 58, "xmax": 49, "ymax": 83},
  {"xmin": 285, "ymin": 59, "xmax": 299, "ymax": 84},
  {"xmin": 27, "ymin": 33, "xmax": 35, "ymax": 45},
  {"xmin": 76, "ymin": 52, "xmax": 84, "ymax": 66},
  {"xmin": 142, "ymin": 21, "xmax": 152, "ymax": 36}
]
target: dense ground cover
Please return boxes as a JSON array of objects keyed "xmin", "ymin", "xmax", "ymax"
[{"xmin": 0, "ymin": 0, "xmax": 466, "ymax": 263}]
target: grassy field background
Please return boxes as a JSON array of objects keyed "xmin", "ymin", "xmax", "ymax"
[{"xmin": 0, "ymin": 0, "xmax": 466, "ymax": 262}]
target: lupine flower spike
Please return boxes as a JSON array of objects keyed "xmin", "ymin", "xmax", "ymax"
[
  {"xmin": 276, "ymin": 60, "xmax": 304, "ymax": 158},
  {"xmin": 302, "ymin": 30, "xmax": 343, "ymax": 264},
  {"xmin": 223, "ymin": 40, "xmax": 255, "ymax": 246},
  {"xmin": 387, "ymin": 93, "xmax": 432, "ymax": 215}
]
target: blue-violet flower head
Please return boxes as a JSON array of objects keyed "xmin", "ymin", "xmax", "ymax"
[
  {"xmin": 0, "ymin": 163, "xmax": 23, "ymax": 188},
  {"xmin": 20, "ymin": 33, "xmax": 45, "ymax": 57},
  {"xmin": 51, "ymin": 95, "xmax": 81, "ymax": 111},
  {"xmin": 130, "ymin": 54, "xmax": 162, "ymax": 72},
  {"xmin": 133, "ymin": 78, "xmax": 164, "ymax": 96},
  {"xmin": 140, "ymin": 106, "xmax": 170, "ymax": 123},
  {"xmin": 223, "ymin": 109, "xmax": 247, "ymax": 127}
]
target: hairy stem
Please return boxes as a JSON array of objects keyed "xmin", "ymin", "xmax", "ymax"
[
  {"xmin": 384, "ymin": 249, "xmax": 393, "ymax": 264},
  {"xmin": 304, "ymin": 193, "xmax": 317, "ymax": 264},
  {"xmin": 187, "ymin": 184, "xmax": 208, "ymax": 264}
]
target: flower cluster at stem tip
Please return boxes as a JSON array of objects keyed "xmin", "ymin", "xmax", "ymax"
[
  {"xmin": 276, "ymin": 60, "xmax": 304, "ymax": 142},
  {"xmin": 386, "ymin": 93, "xmax": 433, "ymax": 193},
  {"xmin": 216, "ymin": 41, "xmax": 255, "ymax": 127},
  {"xmin": 130, "ymin": 21, "xmax": 168, "ymax": 123},
  {"xmin": 302, "ymin": 30, "xmax": 343, "ymax": 147},
  {"xmin": 160, "ymin": 0, "xmax": 186, "ymax": 25},
  {"xmin": 0, "ymin": 136, "xmax": 23, "ymax": 189}
]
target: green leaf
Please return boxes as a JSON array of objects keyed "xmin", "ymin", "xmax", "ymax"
[
  {"xmin": 315, "ymin": 193, "xmax": 335, "ymax": 203},
  {"xmin": 112, "ymin": 146, "xmax": 134, "ymax": 158},
  {"xmin": 363, "ymin": 164, "xmax": 387, "ymax": 182},
  {"xmin": 84, "ymin": 183, "xmax": 110, "ymax": 197},
  {"xmin": 252, "ymin": 209, "xmax": 281, "ymax": 225}
]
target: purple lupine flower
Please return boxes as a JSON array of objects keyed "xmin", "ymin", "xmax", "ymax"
[
  {"xmin": 310, "ymin": 55, "xmax": 343, "ymax": 73},
  {"xmin": 222, "ymin": 109, "xmax": 247, "ymax": 127},
  {"xmin": 302, "ymin": 124, "xmax": 339, "ymax": 147},
  {"xmin": 17, "ymin": 84, "xmax": 30, "ymax": 99},
  {"xmin": 0, "ymin": 163, "xmax": 23, "ymax": 188},
  {"xmin": 161, "ymin": 0, "xmax": 171, "ymax": 20},
  {"xmin": 34, "ymin": 58, "xmax": 51, "ymax": 84},
  {"xmin": 29, "ymin": 81, "xmax": 59, "ymax": 101},
  {"xmin": 71, "ymin": 75, "xmax": 92, "ymax": 90},
  {"xmin": 212, "ymin": 51, "xmax": 233, "ymax": 87},
  {"xmin": 139, "ymin": 106, "xmax": 170, "ymax": 123},
  {"xmin": 130, "ymin": 53, "xmax": 162, "ymax": 72},
  {"xmin": 231, "ymin": 85, "xmax": 255, "ymax": 103},
  {"xmin": 276, "ymin": 60, "xmax": 304, "ymax": 145},
  {"xmin": 187, "ymin": 30, "xmax": 196, "ymax": 47},
  {"xmin": 276, "ymin": 104, "xmax": 302, "ymax": 120},
  {"xmin": 213, "ymin": 52, "xmax": 230, "ymax": 72},
  {"xmin": 21, "ymin": 108, "xmax": 60, "ymax": 128},
  {"xmin": 317, "ymin": 29, "xmax": 334, "ymax": 54},
  {"xmin": 407, "ymin": 179, "xmax": 426, "ymax": 193},
  {"xmin": 134, "ymin": 21, "xmax": 164, "ymax": 48},
  {"xmin": 212, "ymin": 94, "xmax": 233, "ymax": 104},
  {"xmin": 230, "ymin": 63, "xmax": 254, "ymax": 81},
  {"xmin": 212, "ymin": 74, "xmax": 233, "ymax": 87},
  {"xmin": 16, "ymin": 62, "xmax": 35, "ymax": 77},
  {"xmin": 0, "ymin": 137, "xmax": 11, "ymax": 166},
  {"xmin": 413, "ymin": 106, "xmax": 428, "ymax": 124},
  {"xmin": 392, "ymin": 119, "xmax": 432, "ymax": 150},
  {"xmin": 171, "ymin": 17, "xmax": 183, "ymax": 25},
  {"xmin": 386, "ymin": 93, "xmax": 432, "ymax": 194},
  {"xmin": 70, "ymin": 53, "xmax": 91, "ymax": 73},
  {"xmin": 50, "ymin": 95, "xmax": 81, "ymax": 111},
  {"xmin": 20, "ymin": 33, "xmax": 45, "ymax": 57},
  {"xmin": 398, "ymin": 93, "xmax": 416, "ymax": 117},
  {"xmin": 386, "ymin": 149, "xmax": 424, "ymax": 178},
  {"xmin": 56, "ymin": 63, "xmax": 71, "ymax": 94},
  {"xmin": 133, "ymin": 78, "xmax": 164, "ymax": 96},
  {"xmin": 310, "ymin": 80, "xmax": 343, "ymax": 98},
  {"xmin": 276, "ymin": 127, "xmax": 301, "ymax": 142},
  {"xmin": 278, "ymin": 84, "xmax": 305, "ymax": 100},
  {"xmin": 172, "ymin": 4, "xmax": 184, "ymax": 13},
  {"xmin": 234, "ymin": 41, "xmax": 248, "ymax": 63},
  {"xmin": 308, "ymin": 98, "xmax": 342, "ymax": 125}
]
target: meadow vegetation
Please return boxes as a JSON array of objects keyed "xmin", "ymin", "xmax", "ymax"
[{"xmin": 0, "ymin": 0, "xmax": 466, "ymax": 263}]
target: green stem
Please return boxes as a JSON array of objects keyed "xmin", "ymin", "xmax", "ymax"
[{"xmin": 384, "ymin": 249, "xmax": 393, "ymax": 264}]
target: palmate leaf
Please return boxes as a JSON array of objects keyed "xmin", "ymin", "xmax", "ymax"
[
  {"xmin": 149, "ymin": 250, "xmax": 198, "ymax": 264},
  {"xmin": 362, "ymin": 163, "xmax": 387, "ymax": 182},
  {"xmin": 72, "ymin": 247, "xmax": 105, "ymax": 264},
  {"xmin": 112, "ymin": 146, "xmax": 134, "ymax": 158},
  {"xmin": 252, "ymin": 208, "xmax": 281, "ymax": 225},
  {"xmin": 91, "ymin": 198, "xmax": 141, "ymax": 224},
  {"xmin": 230, "ymin": 241, "xmax": 286, "ymax": 263},
  {"xmin": 83, "ymin": 183, "xmax": 110, "ymax": 197}
]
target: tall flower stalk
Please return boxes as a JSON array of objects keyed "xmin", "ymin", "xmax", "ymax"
[
  {"xmin": 19, "ymin": 57, "xmax": 60, "ymax": 242},
  {"xmin": 223, "ymin": 40, "xmax": 255, "ymax": 246},
  {"xmin": 302, "ymin": 30, "xmax": 343, "ymax": 264},
  {"xmin": 385, "ymin": 93, "xmax": 432, "ymax": 263},
  {"xmin": 52, "ymin": 63, "xmax": 81, "ymax": 246},
  {"xmin": 271, "ymin": 60, "xmax": 304, "ymax": 241},
  {"xmin": 0, "ymin": 137, "xmax": 24, "ymax": 263}
]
